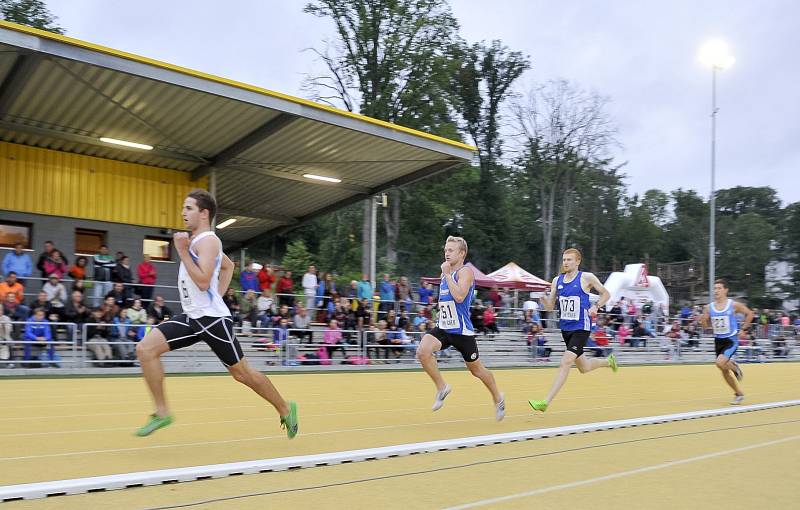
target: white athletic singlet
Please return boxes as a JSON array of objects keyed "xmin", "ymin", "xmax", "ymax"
[{"xmin": 177, "ymin": 231, "xmax": 230, "ymax": 319}]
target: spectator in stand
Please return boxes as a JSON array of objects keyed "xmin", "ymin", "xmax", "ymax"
[
  {"xmin": 292, "ymin": 304, "xmax": 312, "ymax": 343},
  {"xmin": 333, "ymin": 297, "xmax": 353, "ymax": 342},
  {"xmin": 43, "ymin": 250, "xmax": 68, "ymax": 280},
  {"xmin": 127, "ymin": 299, "xmax": 147, "ymax": 325},
  {"xmin": 608, "ymin": 300, "xmax": 623, "ymax": 330},
  {"xmin": 500, "ymin": 290, "xmax": 513, "ymax": 313},
  {"xmin": 136, "ymin": 254, "xmax": 157, "ymax": 304},
  {"xmin": 238, "ymin": 290, "xmax": 258, "ymax": 330},
  {"xmin": 355, "ymin": 298, "xmax": 371, "ymax": 345},
  {"xmin": 396, "ymin": 276, "xmax": 411, "ymax": 312},
  {"xmin": 99, "ymin": 295, "xmax": 120, "ymax": 324},
  {"xmin": 239, "ymin": 261, "xmax": 260, "ymax": 293},
  {"xmin": 68, "ymin": 255, "xmax": 89, "ymax": 286},
  {"xmin": 483, "ymin": 304, "xmax": 500, "ymax": 336},
  {"xmin": 0, "ymin": 303, "xmax": 11, "ymax": 361},
  {"xmin": 273, "ymin": 303, "xmax": 293, "ymax": 325},
  {"xmin": 0, "ymin": 272, "xmax": 25, "ymax": 305},
  {"xmin": 276, "ymin": 270, "xmax": 295, "ymax": 307},
  {"xmin": 36, "ymin": 241, "xmax": 66, "ymax": 280},
  {"xmin": 379, "ymin": 274, "xmax": 396, "ymax": 315},
  {"xmin": 418, "ymin": 281, "xmax": 434, "ymax": 306},
  {"xmin": 346, "ymin": 280, "xmax": 359, "ymax": 308},
  {"xmin": 4, "ymin": 291, "xmax": 27, "ymax": 321},
  {"xmin": 488, "ymin": 286, "xmax": 502, "ymax": 309},
  {"xmin": 323, "ymin": 319, "xmax": 346, "ymax": 361},
  {"xmin": 258, "ymin": 263, "xmax": 276, "ymax": 294},
  {"xmin": 302, "ymin": 265, "xmax": 318, "ymax": 314},
  {"xmin": 106, "ymin": 282, "xmax": 129, "ymax": 309},
  {"xmin": 616, "ymin": 322, "xmax": 631, "ymax": 346},
  {"xmin": 368, "ymin": 320, "xmax": 389, "ymax": 362},
  {"xmin": 86, "ymin": 307, "xmax": 112, "ymax": 365},
  {"xmin": 664, "ymin": 320, "xmax": 683, "ymax": 360},
  {"xmin": 112, "ymin": 255, "xmax": 134, "ymax": 300},
  {"xmin": 223, "ymin": 288, "xmax": 240, "ymax": 323},
  {"xmin": 387, "ymin": 321, "xmax": 406, "ymax": 361},
  {"xmin": 679, "ymin": 304, "xmax": 692, "ymax": 326},
  {"xmin": 323, "ymin": 273, "xmax": 337, "ymax": 311},
  {"xmin": 42, "ymin": 274, "xmax": 67, "ymax": 316},
  {"xmin": 273, "ymin": 317, "xmax": 290, "ymax": 346},
  {"xmin": 357, "ymin": 274, "xmax": 373, "ymax": 303},
  {"xmin": 2, "ymin": 243, "xmax": 32, "ymax": 282},
  {"xmin": 112, "ymin": 308, "xmax": 139, "ymax": 362},
  {"xmin": 146, "ymin": 295, "xmax": 172, "ymax": 323},
  {"xmin": 684, "ymin": 321, "xmax": 701, "ymax": 349},
  {"xmin": 92, "ymin": 245, "xmax": 115, "ymax": 307},
  {"xmin": 631, "ymin": 316, "xmax": 656, "ymax": 347},
  {"xmin": 28, "ymin": 290, "xmax": 52, "ymax": 317},
  {"xmin": 470, "ymin": 301, "xmax": 486, "ymax": 335},
  {"xmin": 397, "ymin": 309, "xmax": 410, "ymax": 331},
  {"xmin": 589, "ymin": 326, "xmax": 612, "ymax": 358},
  {"xmin": 62, "ymin": 290, "xmax": 89, "ymax": 327},
  {"xmin": 23, "ymin": 308, "xmax": 57, "ymax": 366},
  {"xmin": 256, "ymin": 289, "xmax": 275, "ymax": 329}
]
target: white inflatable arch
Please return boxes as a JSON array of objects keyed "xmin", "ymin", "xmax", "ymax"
[{"xmin": 602, "ymin": 263, "xmax": 669, "ymax": 311}]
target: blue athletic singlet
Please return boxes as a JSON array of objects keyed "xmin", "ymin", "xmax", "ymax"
[
  {"xmin": 438, "ymin": 268, "xmax": 475, "ymax": 335},
  {"xmin": 709, "ymin": 299, "xmax": 739, "ymax": 339},
  {"xmin": 556, "ymin": 271, "xmax": 591, "ymax": 331}
]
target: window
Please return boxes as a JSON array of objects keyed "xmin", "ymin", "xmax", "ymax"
[
  {"xmin": 0, "ymin": 220, "xmax": 33, "ymax": 249},
  {"xmin": 143, "ymin": 237, "xmax": 171, "ymax": 261},
  {"xmin": 75, "ymin": 228, "xmax": 106, "ymax": 254}
]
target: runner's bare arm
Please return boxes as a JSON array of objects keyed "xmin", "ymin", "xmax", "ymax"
[
  {"xmin": 733, "ymin": 301, "xmax": 755, "ymax": 330},
  {"xmin": 218, "ymin": 254, "xmax": 234, "ymax": 295},
  {"xmin": 174, "ymin": 235, "xmax": 218, "ymax": 292},
  {"xmin": 700, "ymin": 305, "xmax": 711, "ymax": 328},
  {"xmin": 541, "ymin": 277, "xmax": 558, "ymax": 311},
  {"xmin": 443, "ymin": 267, "xmax": 475, "ymax": 303}
]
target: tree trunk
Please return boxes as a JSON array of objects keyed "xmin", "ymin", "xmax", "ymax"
[
  {"xmin": 591, "ymin": 204, "xmax": 599, "ymax": 273},
  {"xmin": 541, "ymin": 185, "xmax": 555, "ymax": 278}
]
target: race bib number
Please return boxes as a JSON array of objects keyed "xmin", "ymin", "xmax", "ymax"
[
  {"xmin": 712, "ymin": 316, "xmax": 730, "ymax": 335},
  {"xmin": 559, "ymin": 296, "xmax": 581, "ymax": 321},
  {"xmin": 179, "ymin": 279, "xmax": 192, "ymax": 306},
  {"xmin": 438, "ymin": 301, "xmax": 461, "ymax": 330}
]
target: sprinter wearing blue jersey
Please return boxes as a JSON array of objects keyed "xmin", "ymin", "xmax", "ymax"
[
  {"xmin": 529, "ymin": 248, "xmax": 618, "ymax": 413},
  {"xmin": 416, "ymin": 236, "xmax": 505, "ymax": 421},
  {"xmin": 700, "ymin": 279, "xmax": 753, "ymax": 405}
]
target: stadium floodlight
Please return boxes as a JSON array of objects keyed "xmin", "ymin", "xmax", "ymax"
[
  {"xmin": 216, "ymin": 218, "xmax": 237, "ymax": 229},
  {"xmin": 303, "ymin": 174, "xmax": 342, "ymax": 183},
  {"xmin": 99, "ymin": 137, "xmax": 154, "ymax": 150},
  {"xmin": 698, "ymin": 39, "xmax": 735, "ymax": 69}
]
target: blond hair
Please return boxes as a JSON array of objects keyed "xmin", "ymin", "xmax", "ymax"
[
  {"xmin": 563, "ymin": 248, "xmax": 582, "ymax": 263},
  {"xmin": 445, "ymin": 236, "xmax": 468, "ymax": 256}
]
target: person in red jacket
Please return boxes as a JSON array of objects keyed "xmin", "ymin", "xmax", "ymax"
[
  {"xmin": 258, "ymin": 264, "xmax": 276, "ymax": 293},
  {"xmin": 276, "ymin": 270, "xmax": 295, "ymax": 307},
  {"xmin": 483, "ymin": 304, "xmax": 499, "ymax": 336},
  {"xmin": 137, "ymin": 254, "xmax": 157, "ymax": 304}
]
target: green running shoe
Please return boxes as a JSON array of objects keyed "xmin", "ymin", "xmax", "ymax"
[
  {"xmin": 135, "ymin": 413, "xmax": 173, "ymax": 437},
  {"xmin": 608, "ymin": 353, "xmax": 619, "ymax": 373},
  {"xmin": 280, "ymin": 401, "xmax": 299, "ymax": 439},
  {"xmin": 528, "ymin": 399, "xmax": 548, "ymax": 412}
]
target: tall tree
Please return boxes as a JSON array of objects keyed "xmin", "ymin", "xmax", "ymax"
[{"xmin": 0, "ymin": 0, "xmax": 64, "ymax": 33}]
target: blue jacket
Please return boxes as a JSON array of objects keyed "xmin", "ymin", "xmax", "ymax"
[
  {"xmin": 24, "ymin": 319, "xmax": 52, "ymax": 342},
  {"xmin": 2, "ymin": 252, "xmax": 33, "ymax": 277},
  {"xmin": 379, "ymin": 281, "xmax": 395, "ymax": 302},
  {"xmin": 240, "ymin": 271, "xmax": 260, "ymax": 293},
  {"xmin": 357, "ymin": 280, "xmax": 373, "ymax": 300}
]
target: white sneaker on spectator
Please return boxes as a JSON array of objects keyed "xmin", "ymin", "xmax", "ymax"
[
  {"xmin": 730, "ymin": 394, "xmax": 744, "ymax": 405},
  {"xmin": 495, "ymin": 393, "xmax": 506, "ymax": 421},
  {"xmin": 432, "ymin": 384, "xmax": 451, "ymax": 411}
]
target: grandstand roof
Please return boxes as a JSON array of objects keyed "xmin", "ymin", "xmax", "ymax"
[{"xmin": 0, "ymin": 22, "xmax": 474, "ymax": 245}]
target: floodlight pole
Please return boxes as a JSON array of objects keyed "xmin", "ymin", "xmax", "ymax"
[{"xmin": 708, "ymin": 66, "xmax": 718, "ymax": 301}]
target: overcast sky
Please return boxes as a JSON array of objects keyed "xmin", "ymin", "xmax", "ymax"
[{"xmin": 49, "ymin": 0, "xmax": 800, "ymax": 205}]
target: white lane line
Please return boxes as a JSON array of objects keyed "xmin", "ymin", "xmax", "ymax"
[{"xmin": 443, "ymin": 434, "xmax": 800, "ymax": 509}]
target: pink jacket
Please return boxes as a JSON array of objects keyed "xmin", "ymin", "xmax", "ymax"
[{"xmin": 323, "ymin": 328, "xmax": 342, "ymax": 345}]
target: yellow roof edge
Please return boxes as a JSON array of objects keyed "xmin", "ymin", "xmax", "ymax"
[{"xmin": 0, "ymin": 21, "xmax": 476, "ymax": 154}]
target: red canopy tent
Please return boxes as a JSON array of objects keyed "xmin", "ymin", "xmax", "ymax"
[
  {"xmin": 485, "ymin": 262, "xmax": 550, "ymax": 291},
  {"xmin": 421, "ymin": 262, "xmax": 501, "ymax": 288}
]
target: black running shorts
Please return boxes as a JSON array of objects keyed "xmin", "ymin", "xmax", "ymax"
[
  {"xmin": 561, "ymin": 329, "xmax": 590, "ymax": 357},
  {"xmin": 156, "ymin": 314, "xmax": 244, "ymax": 367},
  {"xmin": 429, "ymin": 327, "xmax": 480, "ymax": 362}
]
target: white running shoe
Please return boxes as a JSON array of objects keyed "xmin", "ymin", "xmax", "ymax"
[
  {"xmin": 730, "ymin": 394, "xmax": 744, "ymax": 405},
  {"xmin": 432, "ymin": 385, "xmax": 452, "ymax": 411},
  {"xmin": 495, "ymin": 393, "xmax": 506, "ymax": 422}
]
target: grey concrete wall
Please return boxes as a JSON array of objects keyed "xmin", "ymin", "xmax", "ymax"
[{"xmin": 0, "ymin": 210, "xmax": 179, "ymax": 302}]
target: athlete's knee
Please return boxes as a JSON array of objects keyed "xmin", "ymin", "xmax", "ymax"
[
  {"xmin": 576, "ymin": 361, "xmax": 589, "ymax": 374},
  {"xmin": 467, "ymin": 362, "xmax": 483, "ymax": 377},
  {"xmin": 715, "ymin": 358, "xmax": 728, "ymax": 370},
  {"xmin": 136, "ymin": 341, "xmax": 159, "ymax": 361},
  {"xmin": 229, "ymin": 366, "xmax": 251, "ymax": 385}
]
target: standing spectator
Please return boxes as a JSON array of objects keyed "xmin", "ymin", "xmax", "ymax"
[
  {"xmin": 302, "ymin": 265, "xmax": 318, "ymax": 314},
  {"xmin": 112, "ymin": 255, "xmax": 134, "ymax": 300},
  {"xmin": 488, "ymin": 286, "xmax": 502, "ymax": 309},
  {"xmin": 257, "ymin": 264, "xmax": 276, "ymax": 293},
  {"xmin": 418, "ymin": 281, "xmax": 434, "ymax": 305},
  {"xmin": 357, "ymin": 274, "xmax": 373, "ymax": 303},
  {"xmin": 239, "ymin": 261, "xmax": 260, "ymax": 293},
  {"xmin": 291, "ymin": 304, "xmax": 312, "ymax": 343},
  {"xmin": 146, "ymin": 295, "xmax": 172, "ymax": 323},
  {"xmin": 136, "ymin": 254, "xmax": 157, "ymax": 304},
  {"xmin": 127, "ymin": 299, "xmax": 147, "ymax": 325},
  {"xmin": 42, "ymin": 274, "xmax": 68, "ymax": 314},
  {"xmin": 2, "ymin": 243, "xmax": 32, "ymax": 282},
  {"xmin": 43, "ymin": 250, "xmax": 68, "ymax": 280},
  {"xmin": 396, "ymin": 276, "xmax": 412, "ymax": 312},
  {"xmin": 276, "ymin": 270, "xmax": 295, "ymax": 307},
  {"xmin": 24, "ymin": 308, "xmax": 57, "ymax": 366},
  {"xmin": 0, "ymin": 302, "xmax": 11, "ymax": 361},
  {"xmin": 36, "ymin": 241, "xmax": 66, "ymax": 279},
  {"xmin": 483, "ymin": 304, "xmax": 500, "ymax": 336},
  {"xmin": 223, "ymin": 288, "xmax": 240, "ymax": 322},
  {"xmin": 315, "ymin": 272, "xmax": 328, "ymax": 317},
  {"xmin": 379, "ymin": 274, "xmax": 395, "ymax": 315},
  {"xmin": 0, "ymin": 272, "xmax": 25, "ymax": 305},
  {"xmin": 106, "ymin": 282, "xmax": 129, "ymax": 309},
  {"xmin": 92, "ymin": 245, "xmax": 115, "ymax": 306}
]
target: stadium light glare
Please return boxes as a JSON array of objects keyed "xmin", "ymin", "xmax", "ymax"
[
  {"xmin": 99, "ymin": 137, "xmax": 154, "ymax": 150},
  {"xmin": 216, "ymin": 218, "xmax": 237, "ymax": 229},
  {"xmin": 698, "ymin": 39, "xmax": 735, "ymax": 69},
  {"xmin": 303, "ymin": 174, "xmax": 342, "ymax": 183}
]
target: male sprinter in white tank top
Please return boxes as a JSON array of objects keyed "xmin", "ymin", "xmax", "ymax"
[
  {"xmin": 134, "ymin": 189, "xmax": 298, "ymax": 438},
  {"xmin": 416, "ymin": 236, "xmax": 505, "ymax": 421}
]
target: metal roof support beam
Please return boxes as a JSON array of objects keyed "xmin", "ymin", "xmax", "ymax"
[
  {"xmin": 225, "ymin": 164, "xmax": 371, "ymax": 194},
  {"xmin": 217, "ymin": 207, "xmax": 297, "ymax": 226},
  {"xmin": 0, "ymin": 119, "xmax": 208, "ymax": 164},
  {"xmin": 190, "ymin": 113, "xmax": 297, "ymax": 181},
  {"xmin": 0, "ymin": 53, "xmax": 40, "ymax": 117}
]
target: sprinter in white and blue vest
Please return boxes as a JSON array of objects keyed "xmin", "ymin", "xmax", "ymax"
[
  {"xmin": 701, "ymin": 279, "xmax": 754, "ymax": 405},
  {"xmin": 416, "ymin": 236, "xmax": 505, "ymax": 421},
  {"xmin": 529, "ymin": 248, "xmax": 619, "ymax": 413}
]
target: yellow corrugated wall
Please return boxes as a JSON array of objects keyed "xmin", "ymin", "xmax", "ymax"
[{"xmin": 0, "ymin": 142, "xmax": 206, "ymax": 229}]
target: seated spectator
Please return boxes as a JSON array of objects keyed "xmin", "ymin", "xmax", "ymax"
[
  {"xmin": 0, "ymin": 272, "xmax": 25, "ymax": 306},
  {"xmin": 86, "ymin": 308, "xmax": 112, "ymax": 365},
  {"xmin": 385, "ymin": 309, "xmax": 398, "ymax": 327},
  {"xmin": 291, "ymin": 304, "xmax": 312, "ymax": 343},
  {"xmin": 616, "ymin": 323, "xmax": 631, "ymax": 346},
  {"xmin": 2, "ymin": 243, "xmax": 32, "ymax": 282},
  {"xmin": 127, "ymin": 299, "xmax": 147, "ymax": 325},
  {"xmin": 112, "ymin": 308, "xmax": 138, "ymax": 362},
  {"xmin": 146, "ymin": 295, "xmax": 172, "ymax": 323},
  {"xmin": 223, "ymin": 288, "xmax": 240, "ymax": 322},
  {"xmin": 238, "ymin": 290, "xmax": 258, "ymax": 331},
  {"xmin": 239, "ymin": 261, "xmax": 260, "ymax": 294},
  {"xmin": 106, "ymin": 282, "xmax": 129, "ymax": 309},
  {"xmin": 355, "ymin": 298, "xmax": 372, "ymax": 333},
  {"xmin": 483, "ymin": 304, "xmax": 499, "ymax": 336},
  {"xmin": 397, "ymin": 309, "xmax": 410, "ymax": 331},
  {"xmin": 68, "ymin": 256, "xmax": 89, "ymax": 282},
  {"xmin": 62, "ymin": 290, "xmax": 90, "ymax": 329},
  {"xmin": 367, "ymin": 320, "xmax": 389, "ymax": 361},
  {"xmin": 23, "ymin": 308, "xmax": 57, "ymax": 367},
  {"xmin": 526, "ymin": 322, "xmax": 550, "ymax": 359},
  {"xmin": 273, "ymin": 303, "xmax": 293, "ymax": 326},
  {"xmin": 273, "ymin": 317, "xmax": 290, "ymax": 346},
  {"xmin": 4, "ymin": 292, "xmax": 28, "ymax": 321},
  {"xmin": 256, "ymin": 290, "xmax": 275, "ymax": 329},
  {"xmin": 99, "ymin": 296, "xmax": 120, "ymax": 324},
  {"xmin": 386, "ymin": 322, "xmax": 407, "ymax": 361},
  {"xmin": 772, "ymin": 336, "xmax": 789, "ymax": 357},
  {"xmin": 29, "ymin": 290, "xmax": 52, "ymax": 317},
  {"xmin": 136, "ymin": 254, "xmax": 157, "ymax": 304},
  {"xmin": 276, "ymin": 271, "xmax": 295, "ymax": 307},
  {"xmin": 323, "ymin": 319, "xmax": 346, "ymax": 360},
  {"xmin": 72, "ymin": 278, "xmax": 87, "ymax": 296},
  {"xmin": 43, "ymin": 274, "xmax": 68, "ymax": 313},
  {"xmin": 0, "ymin": 303, "xmax": 12, "ymax": 361},
  {"xmin": 631, "ymin": 317, "xmax": 655, "ymax": 347},
  {"xmin": 43, "ymin": 250, "xmax": 68, "ymax": 280},
  {"xmin": 684, "ymin": 321, "xmax": 701, "ymax": 348},
  {"xmin": 417, "ymin": 281, "xmax": 434, "ymax": 306}
]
